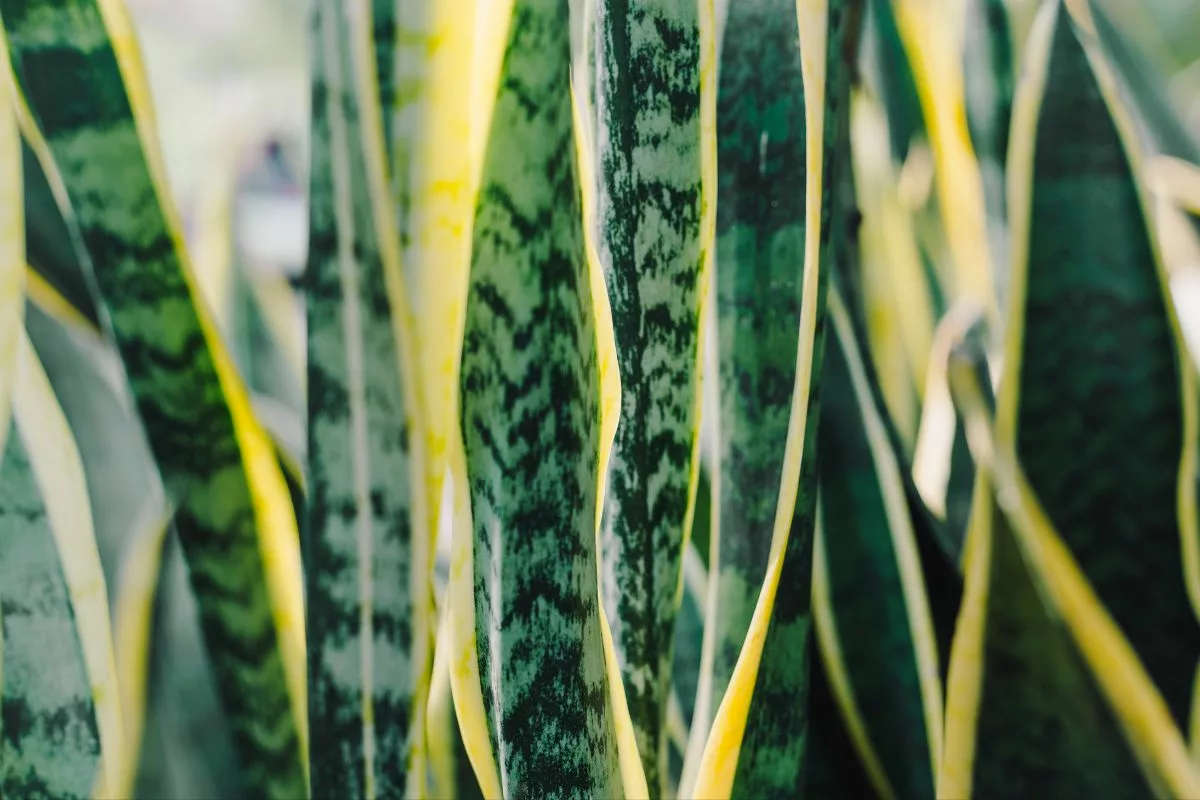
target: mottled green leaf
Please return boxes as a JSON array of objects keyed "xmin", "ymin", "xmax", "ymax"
[
  {"xmin": 1001, "ymin": 0, "xmax": 1200, "ymax": 734},
  {"xmin": 687, "ymin": 3, "xmax": 852, "ymax": 796},
  {"xmin": 591, "ymin": 0, "xmax": 711, "ymax": 792},
  {"xmin": 456, "ymin": 0, "xmax": 626, "ymax": 796},
  {"xmin": 306, "ymin": 0, "xmax": 431, "ymax": 795}
]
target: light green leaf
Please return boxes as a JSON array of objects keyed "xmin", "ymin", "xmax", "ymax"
[
  {"xmin": 306, "ymin": 0, "xmax": 432, "ymax": 795},
  {"xmin": 454, "ymin": 0, "xmax": 630, "ymax": 795},
  {"xmin": 0, "ymin": 1, "xmax": 307, "ymax": 794}
]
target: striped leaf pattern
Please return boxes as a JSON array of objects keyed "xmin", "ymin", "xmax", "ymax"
[
  {"xmin": 0, "ymin": 1, "xmax": 307, "ymax": 794},
  {"xmin": 457, "ymin": 0, "xmax": 624, "ymax": 795},
  {"xmin": 306, "ymin": 0, "xmax": 430, "ymax": 796},
  {"xmin": 591, "ymin": 0, "xmax": 710, "ymax": 792},
  {"xmin": 681, "ymin": 0, "xmax": 808, "ymax": 786},
  {"xmin": 1001, "ymin": 0, "xmax": 1200, "ymax": 733},
  {"xmin": 689, "ymin": 2, "xmax": 850, "ymax": 795}
]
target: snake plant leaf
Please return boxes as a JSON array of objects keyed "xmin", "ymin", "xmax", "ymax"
[
  {"xmin": 454, "ymin": 0, "xmax": 632, "ymax": 795},
  {"xmin": 811, "ymin": 282, "xmax": 944, "ymax": 800},
  {"xmin": 679, "ymin": 0, "xmax": 809, "ymax": 788},
  {"xmin": 306, "ymin": 0, "xmax": 432, "ymax": 795},
  {"xmin": 0, "ymin": 332, "xmax": 123, "ymax": 799},
  {"xmin": 0, "ymin": 2, "xmax": 308, "ymax": 794},
  {"xmin": 590, "ymin": 0, "xmax": 713, "ymax": 791},
  {"xmin": 941, "ymin": 321, "xmax": 1200, "ymax": 799},
  {"xmin": 0, "ymin": 26, "xmax": 20, "ymax": 467},
  {"xmin": 390, "ymin": 0, "xmax": 477, "ymax": 545},
  {"xmin": 1000, "ymin": 0, "xmax": 1200, "ymax": 733},
  {"xmin": 687, "ymin": 3, "xmax": 850, "ymax": 796}
]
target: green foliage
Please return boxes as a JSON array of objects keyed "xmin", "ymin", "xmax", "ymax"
[{"xmin": 3, "ymin": 0, "xmax": 1200, "ymax": 798}]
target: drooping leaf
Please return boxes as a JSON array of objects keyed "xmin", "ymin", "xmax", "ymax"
[
  {"xmin": 591, "ymin": 0, "xmax": 712, "ymax": 791},
  {"xmin": 0, "ymin": 3, "xmax": 308, "ymax": 795},
  {"xmin": 306, "ymin": 0, "xmax": 432, "ymax": 795},
  {"xmin": 451, "ymin": 0, "xmax": 632, "ymax": 795},
  {"xmin": 1000, "ymin": 0, "xmax": 1200, "ymax": 733},
  {"xmin": 0, "ymin": 332, "xmax": 122, "ymax": 798},
  {"xmin": 688, "ymin": 3, "xmax": 852, "ymax": 796},
  {"xmin": 811, "ymin": 282, "xmax": 945, "ymax": 800}
]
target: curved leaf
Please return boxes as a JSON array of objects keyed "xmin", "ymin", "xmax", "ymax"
[
  {"xmin": 0, "ymin": 1, "xmax": 307, "ymax": 794},
  {"xmin": 0, "ymin": 332, "xmax": 122, "ymax": 798},
  {"xmin": 0, "ymin": 24, "xmax": 21, "ymax": 467},
  {"xmin": 591, "ymin": 0, "xmax": 713, "ymax": 791},
  {"xmin": 1000, "ymin": 0, "xmax": 1200, "ymax": 732}
]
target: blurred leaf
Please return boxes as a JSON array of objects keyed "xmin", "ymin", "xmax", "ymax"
[
  {"xmin": 811, "ymin": 283, "xmax": 945, "ymax": 800},
  {"xmin": 861, "ymin": 0, "xmax": 925, "ymax": 163},
  {"xmin": 0, "ymin": 27, "xmax": 20, "ymax": 465},
  {"xmin": 591, "ymin": 0, "xmax": 711, "ymax": 791},
  {"xmin": 305, "ymin": 0, "xmax": 432, "ymax": 795},
  {"xmin": 805, "ymin": 634, "xmax": 876, "ymax": 798},
  {"xmin": 391, "ymin": 0, "xmax": 477, "ymax": 544},
  {"xmin": 0, "ymin": 1, "xmax": 307, "ymax": 794},
  {"xmin": 0, "ymin": 333, "xmax": 122, "ymax": 798},
  {"xmin": 1001, "ymin": 0, "xmax": 1200, "ymax": 733},
  {"xmin": 940, "ymin": 307, "xmax": 1200, "ymax": 799}
]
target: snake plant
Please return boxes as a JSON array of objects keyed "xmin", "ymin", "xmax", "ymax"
[{"xmin": 2, "ymin": 0, "xmax": 1200, "ymax": 797}]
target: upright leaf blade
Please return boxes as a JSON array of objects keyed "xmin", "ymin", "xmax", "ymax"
[
  {"xmin": 679, "ymin": 0, "xmax": 809, "ymax": 788},
  {"xmin": 0, "ymin": 24, "xmax": 21, "ymax": 464},
  {"xmin": 690, "ymin": 2, "xmax": 851, "ymax": 795},
  {"xmin": 811, "ymin": 283, "xmax": 945, "ymax": 800},
  {"xmin": 941, "ymin": 319, "xmax": 1200, "ymax": 798},
  {"xmin": 457, "ymin": 0, "xmax": 625, "ymax": 795},
  {"xmin": 306, "ymin": 0, "xmax": 432, "ymax": 795},
  {"xmin": 1000, "ymin": 0, "xmax": 1200, "ymax": 732},
  {"xmin": 591, "ymin": 0, "xmax": 712, "ymax": 791},
  {"xmin": 0, "ymin": 2, "xmax": 307, "ymax": 794}
]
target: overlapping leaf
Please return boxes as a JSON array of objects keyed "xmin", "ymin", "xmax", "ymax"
[{"xmin": 1000, "ymin": 0, "xmax": 1200, "ymax": 733}]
